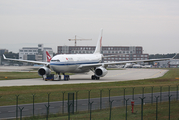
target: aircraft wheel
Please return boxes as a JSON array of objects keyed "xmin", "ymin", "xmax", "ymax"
[
  {"xmin": 91, "ymin": 75, "xmax": 95, "ymax": 80},
  {"xmin": 64, "ymin": 75, "xmax": 69, "ymax": 81},
  {"xmin": 67, "ymin": 76, "xmax": 70, "ymax": 80},
  {"xmin": 91, "ymin": 75, "xmax": 100, "ymax": 80},
  {"xmin": 59, "ymin": 75, "xmax": 61, "ymax": 80}
]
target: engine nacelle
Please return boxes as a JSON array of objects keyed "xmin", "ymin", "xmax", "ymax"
[
  {"xmin": 38, "ymin": 66, "xmax": 51, "ymax": 76},
  {"xmin": 95, "ymin": 66, "xmax": 108, "ymax": 77}
]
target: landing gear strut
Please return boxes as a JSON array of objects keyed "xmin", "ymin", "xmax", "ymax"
[
  {"xmin": 91, "ymin": 75, "xmax": 100, "ymax": 80},
  {"xmin": 63, "ymin": 73, "xmax": 70, "ymax": 81},
  {"xmin": 57, "ymin": 72, "xmax": 61, "ymax": 80},
  {"xmin": 57, "ymin": 73, "xmax": 70, "ymax": 81}
]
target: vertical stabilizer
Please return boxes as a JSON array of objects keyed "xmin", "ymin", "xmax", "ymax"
[
  {"xmin": 94, "ymin": 28, "xmax": 103, "ymax": 54},
  {"xmin": 46, "ymin": 51, "xmax": 52, "ymax": 62}
]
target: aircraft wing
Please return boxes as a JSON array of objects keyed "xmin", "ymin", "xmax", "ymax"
[
  {"xmin": 78, "ymin": 63, "xmax": 103, "ymax": 69},
  {"xmin": 78, "ymin": 58, "xmax": 172, "ymax": 69},
  {"xmin": 3, "ymin": 54, "xmax": 49, "ymax": 65},
  {"xmin": 103, "ymin": 58, "xmax": 172, "ymax": 65}
]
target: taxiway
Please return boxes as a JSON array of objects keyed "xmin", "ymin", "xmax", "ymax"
[{"xmin": 0, "ymin": 68, "xmax": 168, "ymax": 87}]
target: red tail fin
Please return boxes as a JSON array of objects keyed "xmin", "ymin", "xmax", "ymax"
[{"xmin": 46, "ymin": 51, "xmax": 52, "ymax": 62}]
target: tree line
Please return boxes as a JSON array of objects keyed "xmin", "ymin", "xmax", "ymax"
[{"xmin": 149, "ymin": 53, "xmax": 179, "ymax": 59}]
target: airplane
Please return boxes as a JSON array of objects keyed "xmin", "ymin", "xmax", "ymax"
[
  {"xmin": 3, "ymin": 29, "xmax": 176, "ymax": 80},
  {"xmin": 124, "ymin": 63, "xmax": 134, "ymax": 68},
  {"xmin": 46, "ymin": 51, "xmax": 52, "ymax": 62},
  {"xmin": 142, "ymin": 65, "xmax": 152, "ymax": 68},
  {"xmin": 133, "ymin": 64, "xmax": 142, "ymax": 68}
]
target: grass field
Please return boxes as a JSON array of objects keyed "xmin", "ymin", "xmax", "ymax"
[
  {"xmin": 0, "ymin": 68, "xmax": 179, "ymax": 119},
  {"xmin": 0, "ymin": 72, "xmax": 73, "ymax": 80},
  {"xmin": 14, "ymin": 101, "xmax": 179, "ymax": 120},
  {"xmin": 0, "ymin": 68, "xmax": 179, "ymax": 106},
  {"xmin": 0, "ymin": 72, "xmax": 41, "ymax": 80},
  {"xmin": 46, "ymin": 101, "xmax": 179, "ymax": 120}
]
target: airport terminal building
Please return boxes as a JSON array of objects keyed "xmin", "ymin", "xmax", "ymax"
[
  {"xmin": 57, "ymin": 46, "xmax": 149, "ymax": 62},
  {"xmin": 19, "ymin": 44, "xmax": 53, "ymax": 62}
]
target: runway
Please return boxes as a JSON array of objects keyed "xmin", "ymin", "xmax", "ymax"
[{"xmin": 0, "ymin": 68, "xmax": 168, "ymax": 87}]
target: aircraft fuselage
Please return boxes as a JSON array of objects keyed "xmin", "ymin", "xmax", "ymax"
[{"xmin": 50, "ymin": 54, "xmax": 102, "ymax": 73}]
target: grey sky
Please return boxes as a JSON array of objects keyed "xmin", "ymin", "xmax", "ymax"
[{"xmin": 0, "ymin": 0, "xmax": 179, "ymax": 54}]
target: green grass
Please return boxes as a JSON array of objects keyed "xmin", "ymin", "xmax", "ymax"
[
  {"xmin": 0, "ymin": 68, "xmax": 179, "ymax": 106},
  {"xmin": 13, "ymin": 101, "xmax": 179, "ymax": 120},
  {"xmin": 0, "ymin": 72, "xmax": 41, "ymax": 80},
  {"xmin": 1, "ymin": 68, "xmax": 179, "ymax": 119},
  {"xmin": 0, "ymin": 72, "xmax": 73, "ymax": 80},
  {"xmin": 48, "ymin": 101, "xmax": 179, "ymax": 120},
  {"xmin": 49, "ymin": 101, "xmax": 179, "ymax": 120}
]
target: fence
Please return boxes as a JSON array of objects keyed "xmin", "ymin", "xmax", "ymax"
[{"xmin": 0, "ymin": 85, "xmax": 178, "ymax": 120}]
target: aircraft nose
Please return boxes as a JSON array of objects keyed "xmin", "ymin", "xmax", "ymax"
[{"xmin": 50, "ymin": 63, "xmax": 54, "ymax": 70}]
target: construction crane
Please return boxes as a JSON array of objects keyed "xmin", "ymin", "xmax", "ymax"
[{"xmin": 68, "ymin": 35, "xmax": 92, "ymax": 46}]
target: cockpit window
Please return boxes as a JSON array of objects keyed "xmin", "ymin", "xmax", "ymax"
[{"xmin": 51, "ymin": 59, "xmax": 60, "ymax": 62}]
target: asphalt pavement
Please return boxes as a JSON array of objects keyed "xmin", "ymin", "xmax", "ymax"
[{"xmin": 0, "ymin": 68, "xmax": 168, "ymax": 87}]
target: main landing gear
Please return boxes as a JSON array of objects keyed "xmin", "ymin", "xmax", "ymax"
[
  {"xmin": 90, "ymin": 68, "xmax": 100, "ymax": 80},
  {"xmin": 62, "ymin": 73, "xmax": 70, "ymax": 81},
  {"xmin": 91, "ymin": 75, "xmax": 100, "ymax": 80},
  {"xmin": 57, "ymin": 73, "xmax": 70, "ymax": 81}
]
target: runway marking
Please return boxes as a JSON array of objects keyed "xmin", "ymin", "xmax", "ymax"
[{"xmin": 151, "ymin": 70, "xmax": 164, "ymax": 78}]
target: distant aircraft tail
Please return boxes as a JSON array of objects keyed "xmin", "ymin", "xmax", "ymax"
[
  {"xmin": 94, "ymin": 28, "xmax": 103, "ymax": 54},
  {"xmin": 46, "ymin": 51, "xmax": 52, "ymax": 62}
]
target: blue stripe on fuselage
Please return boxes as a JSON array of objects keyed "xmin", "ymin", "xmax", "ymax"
[{"xmin": 50, "ymin": 61, "xmax": 99, "ymax": 66}]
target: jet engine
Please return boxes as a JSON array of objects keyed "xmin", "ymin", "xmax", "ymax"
[
  {"xmin": 38, "ymin": 66, "xmax": 51, "ymax": 76},
  {"xmin": 94, "ymin": 66, "xmax": 108, "ymax": 77}
]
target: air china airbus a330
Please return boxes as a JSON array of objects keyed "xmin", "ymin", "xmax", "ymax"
[{"xmin": 3, "ymin": 29, "xmax": 175, "ymax": 80}]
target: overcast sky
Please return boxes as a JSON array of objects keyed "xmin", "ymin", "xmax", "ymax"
[{"xmin": 0, "ymin": 0, "xmax": 179, "ymax": 54}]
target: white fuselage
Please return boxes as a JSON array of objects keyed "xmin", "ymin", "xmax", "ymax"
[{"xmin": 50, "ymin": 54, "xmax": 102, "ymax": 73}]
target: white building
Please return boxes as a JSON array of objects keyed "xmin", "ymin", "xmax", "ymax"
[{"xmin": 19, "ymin": 44, "xmax": 53, "ymax": 62}]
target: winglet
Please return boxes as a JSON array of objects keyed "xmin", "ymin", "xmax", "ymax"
[
  {"xmin": 94, "ymin": 28, "xmax": 103, "ymax": 54},
  {"xmin": 3, "ymin": 54, "xmax": 6, "ymax": 59}
]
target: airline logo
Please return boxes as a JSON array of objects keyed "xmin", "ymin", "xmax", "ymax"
[
  {"xmin": 46, "ymin": 51, "xmax": 52, "ymax": 62},
  {"xmin": 66, "ymin": 58, "xmax": 74, "ymax": 61}
]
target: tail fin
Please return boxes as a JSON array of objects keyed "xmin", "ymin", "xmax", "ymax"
[
  {"xmin": 46, "ymin": 51, "xmax": 52, "ymax": 62},
  {"xmin": 94, "ymin": 28, "xmax": 103, "ymax": 54}
]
